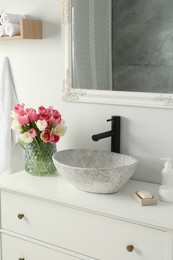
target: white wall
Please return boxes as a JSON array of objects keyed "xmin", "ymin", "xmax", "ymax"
[{"xmin": 0, "ymin": 0, "xmax": 173, "ymax": 184}]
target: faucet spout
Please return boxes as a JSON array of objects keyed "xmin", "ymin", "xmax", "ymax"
[
  {"xmin": 92, "ymin": 116, "xmax": 120, "ymax": 153},
  {"xmin": 92, "ymin": 131, "xmax": 116, "ymax": 141}
]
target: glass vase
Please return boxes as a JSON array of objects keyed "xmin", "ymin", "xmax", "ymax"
[{"xmin": 25, "ymin": 142, "xmax": 57, "ymax": 176}]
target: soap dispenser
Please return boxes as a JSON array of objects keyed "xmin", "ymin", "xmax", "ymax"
[{"xmin": 161, "ymin": 158, "xmax": 173, "ymax": 185}]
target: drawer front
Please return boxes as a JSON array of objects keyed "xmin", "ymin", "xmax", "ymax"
[
  {"xmin": 1, "ymin": 191, "xmax": 168, "ymax": 260},
  {"xmin": 2, "ymin": 233, "xmax": 82, "ymax": 260}
]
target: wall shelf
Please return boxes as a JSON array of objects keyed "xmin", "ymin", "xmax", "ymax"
[{"xmin": 0, "ymin": 19, "xmax": 42, "ymax": 40}]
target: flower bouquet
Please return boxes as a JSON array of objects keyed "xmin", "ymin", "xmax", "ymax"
[{"xmin": 11, "ymin": 103, "xmax": 66, "ymax": 176}]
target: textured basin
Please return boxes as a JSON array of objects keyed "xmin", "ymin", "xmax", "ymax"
[{"xmin": 53, "ymin": 149, "xmax": 138, "ymax": 194}]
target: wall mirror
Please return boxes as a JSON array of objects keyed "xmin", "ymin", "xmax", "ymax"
[{"xmin": 62, "ymin": 0, "xmax": 173, "ymax": 108}]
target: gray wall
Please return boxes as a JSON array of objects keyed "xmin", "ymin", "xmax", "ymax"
[{"xmin": 112, "ymin": 0, "xmax": 173, "ymax": 93}]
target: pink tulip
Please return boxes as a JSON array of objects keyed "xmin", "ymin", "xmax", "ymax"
[
  {"xmin": 53, "ymin": 109, "xmax": 61, "ymax": 119},
  {"xmin": 52, "ymin": 110, "xmax": 61, "ymax": 126},
  {"xmin": 53, "ymin": 118, "xmax": 62, "ymax": 127},
  {"xmin": 46, "ymin": 120, "xmax": 51, "ymax": 128},
  {"xmin": 28, "ymin": 128, "xmax": 37, "ymax": 138},
  {"xmin": 38, "ymin": 105, "xmax": 46, "ymax": 114},
  {"xmin": 47, "ymin": 110, "xmax": 61, "ymax": 127},
  {"xmin": 17, "ymin": 114, "xmax": 30, "ymax": 125},
  {"xmin": 38, "ymin": 106, "xmax": 49, "ymax": 121},
  {"xmin": 49, "ymin": 133, "xmax": 60, "ymax": 143},
  {"xmin": 14, "ymin": 103, "xmax": 25, "ymax": 114},
  {"xmin": 46, "ymin": 106, "xmax": 54, "ymax": 115},
  {"xmin": 45, "ymin": 108, "xmax": 53, "ymax": 120},
  {"xmin": 39, "ymin": 113, "xmax": 49, "ymax": 121},
  {"xmin": 40, "ymin": 129, "xmax": 51, "ymax": 142},
  {"xmin": 27, "ymin": 108, "xmax": 39, "ymax": 121}
]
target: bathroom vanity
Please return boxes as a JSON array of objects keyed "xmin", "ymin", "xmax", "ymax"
[{"xmin": 0, "ymin": 170, "xmax": 172, "ymax": 260}]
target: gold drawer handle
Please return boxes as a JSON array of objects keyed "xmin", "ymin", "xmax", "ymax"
[
  {"xmin": 17, "ymin": 213, "xmax": 24, "ymax": 220},
  {"xmin": 126, "ymin": 245, "xmax": 134, "ymax": 252}
]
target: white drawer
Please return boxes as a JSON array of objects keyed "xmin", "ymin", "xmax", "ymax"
[
  {"xmin": 1, "ymin": 191, "xmax": 168, "ymax": 260},
  {"xmin": 1, "ymin": 233, "xmax": 84, "ymax": 260}
]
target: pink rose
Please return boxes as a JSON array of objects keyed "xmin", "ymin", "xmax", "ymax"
[
  {"xmin": 49, "ymin": 133, "xmax": 60, "ymax": 143},
  {"xmin": 28, "ymin": 128, "xmax": 37, "ymax": 138},
  {"xmin": 17, "ymin": 114, "xmax": 30, "ymax": 125},
  {"xmin": 40, "ymin": 129, "xmax": 51, "ymax": 142}
]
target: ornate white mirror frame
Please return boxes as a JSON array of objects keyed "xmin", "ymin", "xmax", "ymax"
[{"xmin": 61, "ymin": 0, "xmax": 173, "ymax": 109}]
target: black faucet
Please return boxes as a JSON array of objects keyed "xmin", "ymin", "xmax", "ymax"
[{"xmin": 92, "ymin": 116, "xmax": 121, "ymax": 153}]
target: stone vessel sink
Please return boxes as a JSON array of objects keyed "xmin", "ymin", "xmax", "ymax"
[{"xmin": 53, "ymin": 149, "xmax": 138, "ymax": 194}]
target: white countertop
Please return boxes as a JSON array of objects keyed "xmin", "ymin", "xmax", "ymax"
[{"xmin": 0, "ymin": 170, "xmax": 173, "ymax": 230}]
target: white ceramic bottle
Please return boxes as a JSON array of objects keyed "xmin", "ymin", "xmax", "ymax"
[{"xmin": 161, "ymin": 158, "xmax": 173, "ymax": 185}]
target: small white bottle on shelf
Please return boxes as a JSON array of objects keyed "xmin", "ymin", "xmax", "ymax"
[{"xmin": 161, "ymin": 158, "xmax": 173, "ymax": 185}]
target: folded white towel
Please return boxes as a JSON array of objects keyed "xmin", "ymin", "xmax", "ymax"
[
  {"xmin": 0, "ymin": 57, "xmax": 18, "ymax": 175},
  {"xmin": 5, "ymin": 23, "xmax": 20, "ymax": 37},
  {"xmin": 0, "ymin": 25, "xmax": 5, "ymax": 37},
  {"xmin": 0, "ymin": 13, "xmax": 25, "ymax": 26}
]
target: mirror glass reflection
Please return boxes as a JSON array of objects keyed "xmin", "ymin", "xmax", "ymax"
[
  {"xmin": 71, "ymin": 0, "xmax": 112, "ymax": 90},
  {"xmin": 71, "ymin": 0, "xmax": 173, "ymax": 93}
]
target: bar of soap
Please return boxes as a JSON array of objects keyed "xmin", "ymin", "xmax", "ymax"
[
  {"xmin": 133, "ymin": 191, "xmax": 157, "ymax": 206},
  {"xmin": 137, "ymin": 190, "xmax": 153, "ymax": 199}
]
